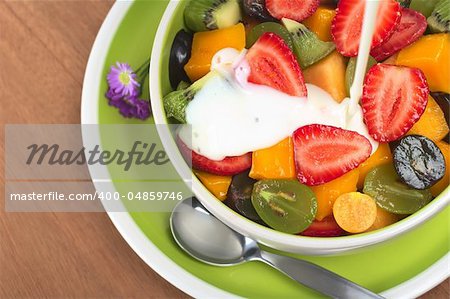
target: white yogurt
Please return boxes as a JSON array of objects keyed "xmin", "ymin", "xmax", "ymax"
[{"xmin": 179, "ymin": 47, "xmax": 378, "ymax": 161}]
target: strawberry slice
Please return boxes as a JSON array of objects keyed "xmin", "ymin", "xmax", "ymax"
[
  {"xmin": 361, "ymin": 64, "xmax": 429, "ymax": 142},
  {"xmin": 371, "ymin": 8, "xmax": 427, "ymax": 62},
  {"xmin": 300, "ymin": 216, "xmax": 345, "ymax": 237},
  {"xmin": 265, "ymin": 0, "xmax": 320, "ymax": 22},
  {"xmin": 331, "ymin": 0, "xmax": 401, "ymax": 57},
  {"xmin": 177, "ymin": 137, "xmax": 252, "ymax": 176},
  {"xmin": 246, "ymin": 32, "xmax": 307, "ymax": 97},
  {"xmin": 293, "ymin": 124, "xmax": 372, "ymax": 186}
]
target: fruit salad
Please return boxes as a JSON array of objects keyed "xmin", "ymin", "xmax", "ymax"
[{"xmin": 163, "ymin": 0, "xmax": 450, "ymax": 237}]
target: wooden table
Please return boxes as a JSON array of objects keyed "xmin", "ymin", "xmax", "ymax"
[{"xmin": 0, "ymin": 1, "xmax": 448, "ymax": 298}]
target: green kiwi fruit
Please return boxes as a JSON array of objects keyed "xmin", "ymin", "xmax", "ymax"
[
  {"xmin": 427, "ymin": 0, "xmax": 450, "ymax": 33},
  {"xmin": 176, "ymin": 81, "xmax": 190, "ymax": 91},
  {"xmin": 409, "ymin": 0, "xmax": 440, "ymax": 18},
  {"xmin": 164, "ymin": 72, "xmax": 219, "ymax": 123},
  {"xmin": 246, "ymin": 22, "xmax": 294, "ymax": 51},
  {"xmin": 184, "ymin": 0, "xmax": 242, "ymax": 32},
  {"xmin": 281, "ymin": 18, "xmax": 335, "ymax": 69}
]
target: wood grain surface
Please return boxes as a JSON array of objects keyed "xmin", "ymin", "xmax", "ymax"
[{"xmin": 0, "ymin": 1, "xmax": 448, "ymax": 298}]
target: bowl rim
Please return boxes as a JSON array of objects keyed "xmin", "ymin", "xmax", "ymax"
[{"xmin": 149, "ymin": 0, "xmax": 450, "ymax": 252}]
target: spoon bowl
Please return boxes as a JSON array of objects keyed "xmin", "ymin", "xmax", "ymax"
[{"xmin": 170, "ymin": 197, "xmax": 260, "ymax": 266}]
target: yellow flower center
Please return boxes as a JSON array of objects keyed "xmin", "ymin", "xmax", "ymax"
[{"xmin": 119, "ymin": 71, "xmax": 131, "ymax": 85}]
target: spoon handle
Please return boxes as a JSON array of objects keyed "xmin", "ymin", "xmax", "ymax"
[{"xmin": 259, "ymin": 251, "xmax": 384, "ymax": 299}]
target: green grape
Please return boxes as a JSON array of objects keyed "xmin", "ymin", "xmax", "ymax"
[
  {"xmin": 363, "ymin": 164, "xmax": 433, "ymax": 214},
  {"xmin": 251, "ymin": 179, "xmax": 317, "ymax": 234}
]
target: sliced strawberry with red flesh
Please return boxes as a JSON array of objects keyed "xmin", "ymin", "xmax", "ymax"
[
  {"xmin": 300, "ymin": 216, "xmax": 345, "ymax": 237},
  {"xmin": 177, "ymin": 137, "xmax": 252, "ymax": 176},
  {"xmin": 371, "ymin": 8, "xmax": 427, "ymax": 62},
  {"xmin": 331, "ymin": 0, "xmax": 401, "ymax": 57},
  {"xmin": 293, "ymin": 124, "xmax": 372, "ymax": 186},
  {"xmin": 361, "ymin": 64, "xmax": 429, "ymax": 142},
  {"xmin": 246, "ymin": 32, "xmax": 307, "ymax": 97},
  {"xmin": 265, "ymin": 0, "xmax": 320, "ymax": 22}
]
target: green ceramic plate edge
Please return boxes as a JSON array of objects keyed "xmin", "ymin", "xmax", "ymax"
[{"xmin": 97, "ymin": 1, "xmax": 450, "ymax": 297}]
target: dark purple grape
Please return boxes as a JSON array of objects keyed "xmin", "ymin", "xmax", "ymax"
[
  {"xmin": 224, "ymin": 171, "xmax": 264, "ymax": 223},
  {"xmin": 396, "ymin": 0, "xmax": 411, "ymax": 8},
  {"xmin": 393, "ymin": 135, "xmax": 446, "ymax": 190},
  {"xmin": 169, "ymin": 30, "xmax": 193, "ymax": 90},
  {"xmin": 243, "ymin": 0, "xmax": 276, "ymax": 21},
  {"xmin": 320, "ymin": 0, "xmax": 340, "ymax": 5}
]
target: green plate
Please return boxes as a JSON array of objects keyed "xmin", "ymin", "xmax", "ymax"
[{"xmin": 91, "ymin": 1, "xmax": 449, "ymax": 297}]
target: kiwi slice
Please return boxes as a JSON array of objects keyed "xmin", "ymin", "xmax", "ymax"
[
  {"xmin": 246, "ymin": 22, "xmax": 294, "ymax": 50},
  {"xmin": 282, "ymin": 18, "xmax": 335, "ymax": 69},
  {"xmin": 176, "ymin": 81, "xmax": 190, "ymax": 91},
  {"xmin": 164, "ymin": 72, "xmax": 219, "ymax": 123},
  {"xmin": 184, "ymin": 0, "xmax": 242, "ymax": 32},
  {"xmin": 427, "ymin": 0, "xmax": 450, "ymax": 33},
  {"xmin": 410, "ymin": 0, "xmax": 440, "ymax": 18}
]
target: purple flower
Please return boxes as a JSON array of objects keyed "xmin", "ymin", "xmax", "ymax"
[
  {"xmin": 105, "ymin": 60, "xmax": 151, "ymax": 120},
  {"xmin": 106, "ymin": 88, "xmax": 151, "ymax": 120},
  {"xmin": 105, "ymin": 88, "xmax": 123, "ymax": 101},
  {"xmin": 107, "ymin": 62, "xmax": 140, "ymax": 97},
  {"xmin": 131, "ymin": 97, "xmax": 151, "ymax": 120}
]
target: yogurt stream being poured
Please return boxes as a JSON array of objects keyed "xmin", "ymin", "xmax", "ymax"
[{"xmin": 179, "ymin": 1, "xmax": 381, "ymax": 161}]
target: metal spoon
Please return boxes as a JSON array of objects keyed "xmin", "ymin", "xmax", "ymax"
[{"xmin": 170, "ymin": 197, "xmax": 384, "ymax": 299}]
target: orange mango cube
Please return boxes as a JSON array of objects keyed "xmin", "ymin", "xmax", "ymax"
[
  {"xmin": 407, "ymin": 95, "xmax": 449, "ymax": 142},
  {"xmin": 249, "ymin": 137, "xmax": 296, "ymax": 180},
  {"xmin": 303, "ymin": 50, "xmax": 348, "ymax": 102},
  {"xmin": 194, "ymin": 170, "xmax": 232, "ymax": 201},
  {"xmin": 366, "ymin": 206, "xmax": 399, "ymax": 232},
  {"xmin": 302, "ymin": 6, "xmax": 336, "ymax": 42},
  {"xmin": 396, "ymin": 33, "xmax": 450, "ymax": 93},
  {"xmin": 311, "ymin": 169, "xmax": 360, "ymax": 221},
  {"xmin": 357, "ymin": 143, "xmax": 393, "ymax": 189},
  {"xmin": 184, "ymin": 23, "xmax": 246, "ymax": 82}
]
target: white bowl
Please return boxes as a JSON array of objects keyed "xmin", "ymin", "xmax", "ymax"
[{"xmin": 150, "ymin": 1, "xmax": 450, "ymax": 255}]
